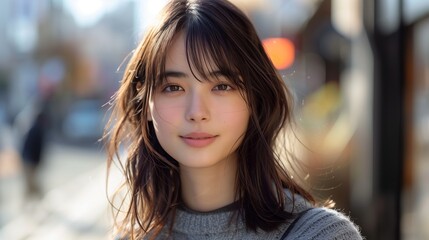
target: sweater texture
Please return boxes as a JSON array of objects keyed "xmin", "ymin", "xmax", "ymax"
[{"xmin": 152, "ymin": 190, "xmax": 363, "ymax": 239}]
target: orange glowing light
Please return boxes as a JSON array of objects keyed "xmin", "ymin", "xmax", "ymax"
[{"xmin": 262, "ymin": 38, "xmax": 295, "ymax": 70}]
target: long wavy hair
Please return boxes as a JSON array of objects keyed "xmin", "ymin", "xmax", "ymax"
[{"xmin": 106, "ymin": 0, "xmax": 315, "ymax": 239}]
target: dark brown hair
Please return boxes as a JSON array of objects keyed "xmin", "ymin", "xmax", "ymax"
[{"xmin": 106, "ymin": 0, "xmax": 315, "ymax": 239}]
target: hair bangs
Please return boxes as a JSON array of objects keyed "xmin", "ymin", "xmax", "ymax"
[
  {"xmin": 183, "ymin": 23, "xmax": 244, "ymax": 89},
  {"xmin": 148, "ymin": 32, "xmax": 180, "ymax": 91}
]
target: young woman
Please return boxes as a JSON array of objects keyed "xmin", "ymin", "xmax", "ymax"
[{"xmin": 106, "ymin": 0, "xmax": 363, "ymax": 239}]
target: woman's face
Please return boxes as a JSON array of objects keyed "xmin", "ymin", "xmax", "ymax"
[{"xmin": 148, "ymin": 32, "xmax": 250, "ymax": 170}]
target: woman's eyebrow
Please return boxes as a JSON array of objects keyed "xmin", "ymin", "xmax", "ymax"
[
  {"xmin": 159, "ymin": 69, "xmax": 237, "ymax": 80},
  {"xmin": 210, "ymin": 69, "xmax": 238, "ymax": 78},
  {"xmin": 160, "ymin": 71, "xmax": 188, "ymax": 79},
  {"xmin": 210, "ymin": 70, "xmax": 224, "ymax": 77}
]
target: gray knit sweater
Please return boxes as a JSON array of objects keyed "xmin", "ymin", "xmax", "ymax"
[{"xmin": 154, "ymin": 191, "xmax": 363, "ymax": 239}]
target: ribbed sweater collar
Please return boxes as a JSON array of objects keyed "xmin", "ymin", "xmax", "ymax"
[{"xmin": 171, "ymin": 189, "xmax": 311, "ymax": 235}]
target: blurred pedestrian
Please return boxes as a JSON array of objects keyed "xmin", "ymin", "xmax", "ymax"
[
  {"xmin": 15, "ymin": 94, "xmax": 51, "ymax": 200},
  {"xmin": 106, "ymin": 0, "xmax": 363, "ymax": 239},
  {"xmin": 20, "ymin": 105, "xmax": 47, "ymax": 198}
]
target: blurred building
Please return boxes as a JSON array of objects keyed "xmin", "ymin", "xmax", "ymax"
[{"xmin": 0, "ymin": 0, "xmax": 136, "ymax": 143}]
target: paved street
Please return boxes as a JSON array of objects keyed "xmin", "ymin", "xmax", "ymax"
[{"xmin": 0, "ymin": 141, "xmax": 120, "ymax": 239}]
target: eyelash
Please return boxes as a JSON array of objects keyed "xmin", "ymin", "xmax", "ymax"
[
  {"xmin": 212, "ymin": 84, "xmax": 232, "ymax": 91},
  {"xmin": 161, "ymin": 83, "xmax": 234, "ymax": 92},
  {"xmin": 162, "ymin": 85, "xmax": 183, "ymax": 92}
]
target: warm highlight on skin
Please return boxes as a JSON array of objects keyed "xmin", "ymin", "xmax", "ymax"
[{"xmin": 105, "ymin": 0, "xmax": 315, "ymax": 239}]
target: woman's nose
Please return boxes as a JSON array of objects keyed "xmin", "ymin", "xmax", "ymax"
[{"xmin": 185, "ymin": 91, "xmax": 210, "ymax": 122}]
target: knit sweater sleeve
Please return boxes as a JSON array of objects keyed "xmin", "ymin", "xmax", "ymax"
[{"xmin": 285, "ymin": 207, "xmax": 363, "ymax": 240}]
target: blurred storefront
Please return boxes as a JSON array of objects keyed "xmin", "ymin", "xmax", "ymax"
[
  {"xmin": 289, "ymin": 0, "xmax": 429, "ymax": 239},
  {"xmin": 237, "ymin": 0, "xmax": 429, "ymax": 239},
  {"xmin": 402, "ymin": 6, "xmax": 429, "ymax": 240}
]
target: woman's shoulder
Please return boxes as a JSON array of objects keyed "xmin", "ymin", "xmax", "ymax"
[{"xmin": 284, "ymin": 207, "xmax": 363, "ymax": 240}]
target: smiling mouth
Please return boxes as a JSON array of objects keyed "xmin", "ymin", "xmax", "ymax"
[
  {"xmin": 182, "ymin": 136, "xmax": 214, "ymax": 140},
  {"xmin": 180, "ymin": 133, "xmax": 218, "ymax": 147},
  {"xmin": 181, "ymin": 133, "xmax": 217, "ymax": 139}
]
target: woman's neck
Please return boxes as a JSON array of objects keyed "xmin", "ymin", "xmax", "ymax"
[{"xmin": 179, "ymin": 157, "xmax": 238, "ymax": 212}]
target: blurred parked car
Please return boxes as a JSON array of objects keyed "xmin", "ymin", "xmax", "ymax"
[{"xmin": 62, "ymin": 100, "xmax": 106, "ymax": 144}]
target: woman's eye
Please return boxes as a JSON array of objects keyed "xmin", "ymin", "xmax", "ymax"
[
  {"xmin": 163, "ymin": 85, "xmax": 183, "ymax": 92},
  {"xmin": 213, "ymin": 84, "xmax": 232, "ymax": 91}
]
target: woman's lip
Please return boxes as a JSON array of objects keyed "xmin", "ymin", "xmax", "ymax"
[
  {"xmin": 181, "ymin": 132, "xmax": 216, "ymax": 139},
  {"xmin": 180, "ymin": 133, "xmax": 217, "ymax": 148}
]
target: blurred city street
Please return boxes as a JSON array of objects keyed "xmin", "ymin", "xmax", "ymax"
[
  {"xmin": 0, "ymin": 140, "xmax": 113, "ymax": 240},
  {"xmin": 0, "ymin": 0, "xmax": 428, "ymax": 239}
]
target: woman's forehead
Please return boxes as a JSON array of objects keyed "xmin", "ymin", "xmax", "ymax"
[{"xmin": 163, "ymin": 31, "xmax": 228, "ymax": 77}]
